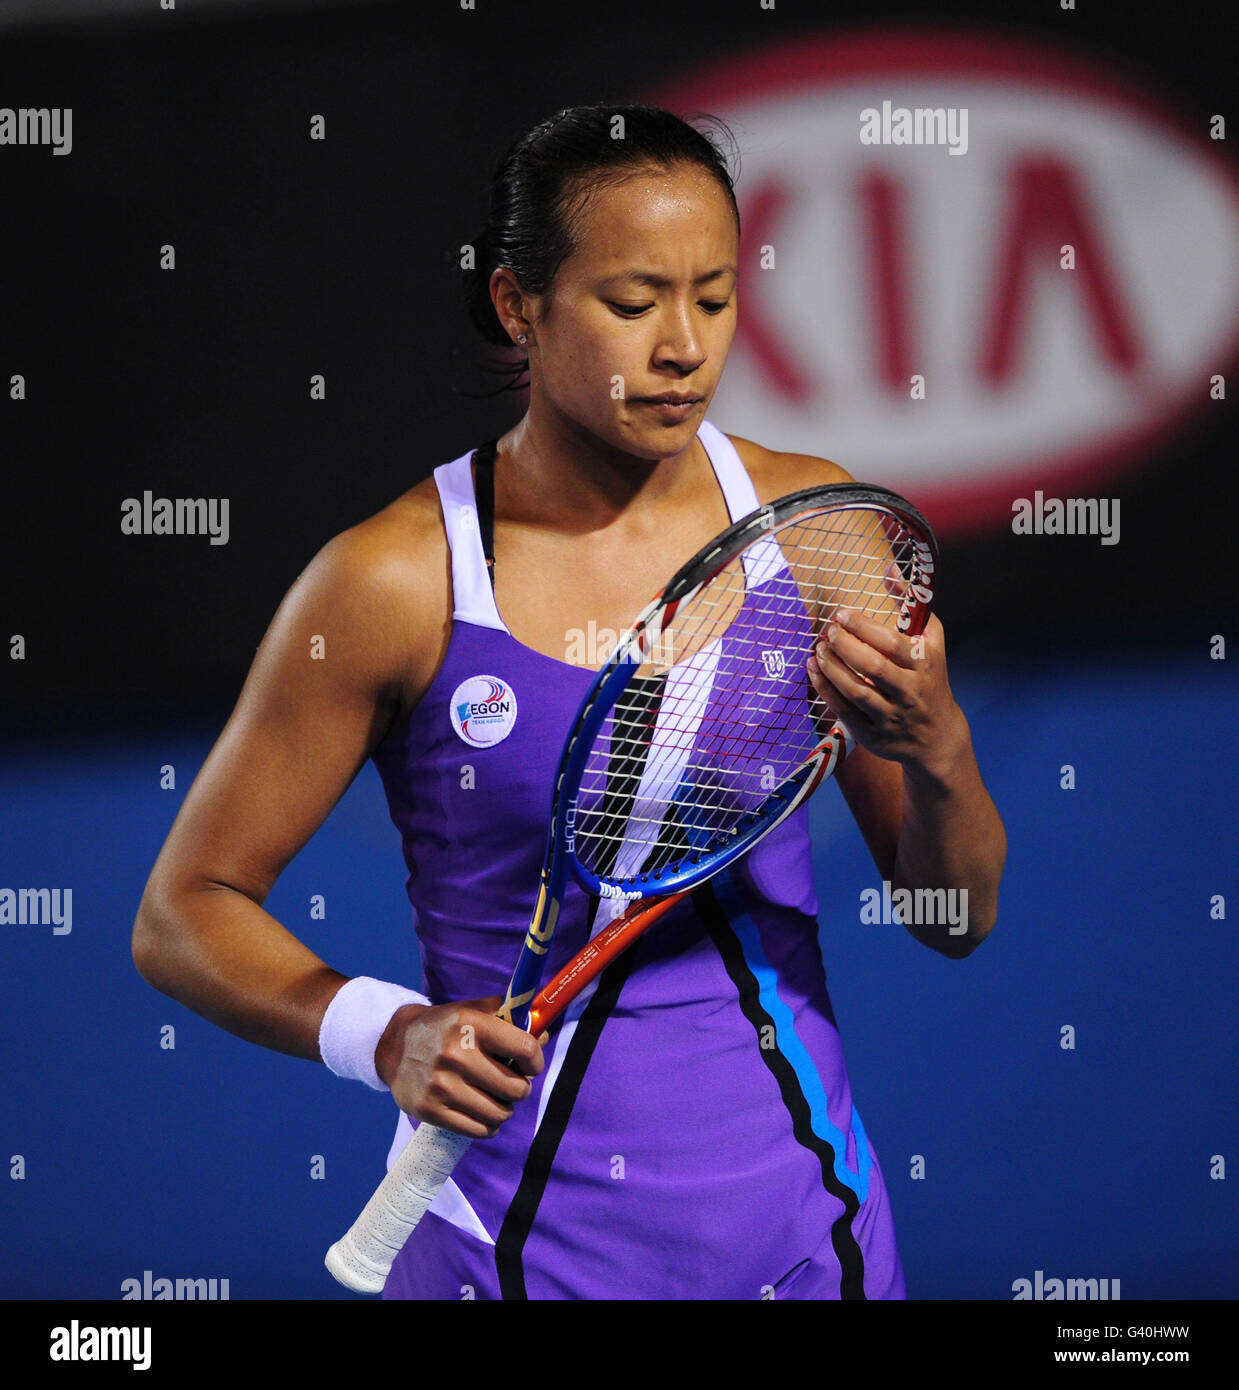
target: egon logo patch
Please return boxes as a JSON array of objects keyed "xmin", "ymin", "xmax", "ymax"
[
  {"xmin": 450, "ymin": 675, "xmax": 518, "ymax": 748},
  {"xmin": 652, "ymin": 31, "xmax": 1239, "ymax": 535}
]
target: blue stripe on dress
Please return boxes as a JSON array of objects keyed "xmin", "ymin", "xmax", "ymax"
[{"xmin": 713, "ymin": 869, "xmax": 871, "ymax": 1203}]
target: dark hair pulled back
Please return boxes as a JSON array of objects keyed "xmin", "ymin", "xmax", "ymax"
[{"xmin": 462, "ymin": 103, "xmax": 739, "ymax": 392}]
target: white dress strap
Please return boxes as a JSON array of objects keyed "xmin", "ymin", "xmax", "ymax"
[
  {"xmin": 695, "ymin": 419, "xmax": 786, "ymax": 587},
  {"xmin": 697, "ymin": 419, "xmax": 760, "ymax": 524},
  {"xmin": 433, "ymin": 448, "xmax": 509, "ymax": 633}
]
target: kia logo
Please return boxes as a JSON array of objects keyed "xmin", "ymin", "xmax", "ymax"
[{"xmin": 652, "ymin": 31, "xmax": 1239, "ymax": 536}]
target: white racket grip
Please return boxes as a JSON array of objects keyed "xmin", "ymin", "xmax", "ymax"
[{"xmin": 325, "ymin": 1123, "xmax": 473, "ymax": 1293}]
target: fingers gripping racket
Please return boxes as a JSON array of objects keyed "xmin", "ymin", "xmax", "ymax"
[{"xmin": 325, "ymin": 482, "xmax": 938, "ymax": 1292}]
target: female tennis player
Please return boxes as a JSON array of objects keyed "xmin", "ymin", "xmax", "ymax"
[{"xmin": 132, "ymin": 104, "xmax": 1006, "ymax": 1300}]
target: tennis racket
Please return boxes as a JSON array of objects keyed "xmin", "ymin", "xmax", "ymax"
[{"xmin": 325, "ymin": 480, "xmax": 938, "ymax": 1293}]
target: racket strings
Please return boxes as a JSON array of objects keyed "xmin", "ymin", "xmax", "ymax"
[
  {"xmin": 572, "ymin": 504, "xmax": 930, "ymax": 885},
  {"xmin": 589, "ymin": 673, "xmax": 665, "ymax": 882}
]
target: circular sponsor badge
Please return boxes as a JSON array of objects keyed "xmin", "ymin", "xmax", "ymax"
[{"xmin": 449, "ymin": 674, "xmax": 518, "ymax": 748}]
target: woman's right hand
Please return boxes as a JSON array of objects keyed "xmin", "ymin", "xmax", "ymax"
[{"xmin": 374, "ymin": 997, "xmax": 547, "ymax": 1139}]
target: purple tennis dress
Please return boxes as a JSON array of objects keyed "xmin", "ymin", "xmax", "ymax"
[{"xmin": 370, "ymin": 420, "xmax": 905, "ymax": 1300}]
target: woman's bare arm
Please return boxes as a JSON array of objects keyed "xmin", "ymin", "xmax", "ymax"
[
  {"xmin": 131, "ymin": 500, "xmax": 446, "ymax": 1060},
  {"xmin": 733, "ymin": 434, "xmax": 1006, "ymax": 959}
]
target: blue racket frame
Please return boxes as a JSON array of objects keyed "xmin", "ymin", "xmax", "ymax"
[{"xmin": 502, "ymin": 484, "xmax": 936, "ymax": 1030}]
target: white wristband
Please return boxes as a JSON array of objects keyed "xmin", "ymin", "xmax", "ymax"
[{"xmin": 318, "ymin": 976, "xmax": 433, "ymax": 1092}]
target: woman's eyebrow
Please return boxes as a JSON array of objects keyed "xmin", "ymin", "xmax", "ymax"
[{"xmin": 602, "ymin": 265, "xmax": 738, "ymax": 289}]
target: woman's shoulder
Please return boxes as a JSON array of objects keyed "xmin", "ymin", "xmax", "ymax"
[
  {"xmin": 322, "ymin": 474, "xmax": 448, "ymax": 606},
  {"xmin": 300, "ymin": 475, "xmax": 451, "ymax": 713},
  {"xmin": 723, "ymin": 432, "xmax": 856, "ymax": 505}
]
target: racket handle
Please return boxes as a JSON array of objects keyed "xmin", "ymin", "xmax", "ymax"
[
  {"xmin": 327, "ymin": 893, "xmax": 696, "ymax": 1290},
  {"xmin": 325, "ymin": 1122, "xmax": 472, "ymax": 1293}
]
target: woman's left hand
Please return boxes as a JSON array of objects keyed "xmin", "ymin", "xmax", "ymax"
[{"xmin": 806, "ymin": 606, "xmax": 968, "ymax": 784}]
